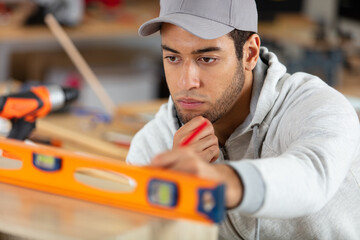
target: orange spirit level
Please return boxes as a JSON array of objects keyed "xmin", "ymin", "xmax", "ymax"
[{"xmin": 0, "ymin": 138, "xmax": 225, "ymax": 223}]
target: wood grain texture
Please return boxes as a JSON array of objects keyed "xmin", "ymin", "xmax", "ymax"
[{"xmin": 0, "ymin": 183, "xmax": 218, "ymax": 240}]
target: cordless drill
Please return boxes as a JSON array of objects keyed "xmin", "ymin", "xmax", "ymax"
[{"xmin": 0, "ymin": 85, "xmax": 79, "ymax": 140}]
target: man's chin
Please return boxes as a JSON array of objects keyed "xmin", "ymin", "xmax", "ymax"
[{"xmin": 177, "ymin": 112, "xmax": 204, "ymax": 124}]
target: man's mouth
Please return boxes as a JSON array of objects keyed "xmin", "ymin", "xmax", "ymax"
[{"xmin": 177, "ymin": 98, "xmax": 205, "ymax": 110}]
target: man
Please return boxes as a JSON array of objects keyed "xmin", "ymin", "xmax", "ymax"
[{"xmin": 126, "ymin": 0, "xmax": 360, "ymax": 239}]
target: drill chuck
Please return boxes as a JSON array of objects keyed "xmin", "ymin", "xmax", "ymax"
[{"xmin": 47, "ymin": 85, "xmax": 79, "ymax": 112}]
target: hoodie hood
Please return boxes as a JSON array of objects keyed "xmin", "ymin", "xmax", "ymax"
[
  {"xmin": 226, "ymin": 47, "xmax": 288, "ymax": 144},
  {"xmin": 251, "ymin": 47, "xmax": 288, "ymax": 127}
]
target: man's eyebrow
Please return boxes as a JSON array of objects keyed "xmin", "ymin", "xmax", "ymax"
[
  {"xmin": 191, "ymin": 47, "xmax": 221, "ymax": 54},
  {"xmin": 161, "ymin": 45, "xmax": 222, "ymax": 54},
  {"xmin": 161, "ymin": 45, "xmax": 180, "ymax": 54}
]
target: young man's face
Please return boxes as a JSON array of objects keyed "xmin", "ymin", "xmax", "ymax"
[{"xmin": 161, "ymin": 23, "xmax": 245, "ymax": 124}]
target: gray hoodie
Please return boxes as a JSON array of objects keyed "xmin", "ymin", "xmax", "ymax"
[{"xmin": 126, "ymin": 47, "xmax": 360, "ymax": 239}]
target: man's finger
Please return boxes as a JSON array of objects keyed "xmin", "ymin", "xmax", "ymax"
[
  {"xmin": 178, "ymin": 120, "xmax": 214, "ymax": 143},
  {"xmin": 192, "ymin": 134, "xmax": 218, "ymax": 149},
  {"xmin": 198, "ymin": 145, "xmax": 220, "ymax": 163},
  {"xmin": 165, "ymin": 157, "xmax": 199, "ymax": 174},
  {"xmin": 151, "ymin": 151, "xmax": 178, "ymax": 167}
]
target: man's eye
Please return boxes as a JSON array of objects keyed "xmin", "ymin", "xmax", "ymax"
[
  {"xmin": 165, "ymin": 56, "xmax": 180, "ymax": 63},
  {"xmin": 200, "ymin": 57, "xmax": 216, "ymax": 63}
]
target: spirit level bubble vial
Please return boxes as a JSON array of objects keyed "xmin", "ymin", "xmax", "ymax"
[
  {"xmin": 148, "ymin": 179, "xmax": 178, "ymax": 208},
  {"xmin": 33, "ymin": 153, "xmax": 62, "ymax": 172}
]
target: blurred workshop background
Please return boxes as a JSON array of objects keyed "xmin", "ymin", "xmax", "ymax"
[
  {"xmin": 0, "ymin": 0, "xmax": 359, "ymax": 157},
  {"xmin": 0, "ymin": 0, "xmax": 359, "ymax": 106}
]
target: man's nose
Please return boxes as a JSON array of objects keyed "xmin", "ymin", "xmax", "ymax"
[{"xmin": 178, "ymin": 60, "xmax": 200, "ymax": 90}]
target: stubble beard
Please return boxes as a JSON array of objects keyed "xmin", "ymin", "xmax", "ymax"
[{"xmin": 174, "ymin": 64, "xmax": 245, "ymax": 124}]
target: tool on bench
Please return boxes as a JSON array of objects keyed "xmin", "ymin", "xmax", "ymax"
[{"xmin": 0, "ymin": 85, "xmax": 78, "ymax": 140}]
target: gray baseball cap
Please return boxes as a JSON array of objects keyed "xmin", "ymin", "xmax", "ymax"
[{"xmin": 138, "ymin": 0, "xmax": 258, "ymax": 40}]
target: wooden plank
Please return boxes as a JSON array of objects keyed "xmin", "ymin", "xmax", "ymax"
[
  {"xmin": 0, "ymin": 183, "xmax": 218, "ymax": 240},
  {"xmin": 36, "ymin": 115, "xmax": 129, "ymax": 160},
  {"xmin": 45, "ymin": 14, "xmax": 116, "ymax": 115}
]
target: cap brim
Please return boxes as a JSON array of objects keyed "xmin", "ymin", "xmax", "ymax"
[{"xmin": 138, "ymin": 13, "xmax": 234, "ymax": 40}]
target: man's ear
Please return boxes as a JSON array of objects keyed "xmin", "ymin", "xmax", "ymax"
[{"xmin": 243, "ymin": 34, "xmax": 261, "ymax": 71}]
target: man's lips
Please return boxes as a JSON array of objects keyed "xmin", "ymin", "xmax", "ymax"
[{"xmin": 177, "ymin": 98, "xmax": 205, "ymax": 109}]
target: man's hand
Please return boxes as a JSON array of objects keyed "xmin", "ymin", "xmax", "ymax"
[
  {"xmin": 151, "ymin": 147, "xmax": 243, "ymax": 208},
  {"xmin": 173, "ymin": 116, "xmax": 219, "ymax": 163}
]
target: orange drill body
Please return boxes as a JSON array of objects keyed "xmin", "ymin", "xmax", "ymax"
[{"xmin": 0, "ymin": 86, "xmax": 52, "ymax": 122}]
